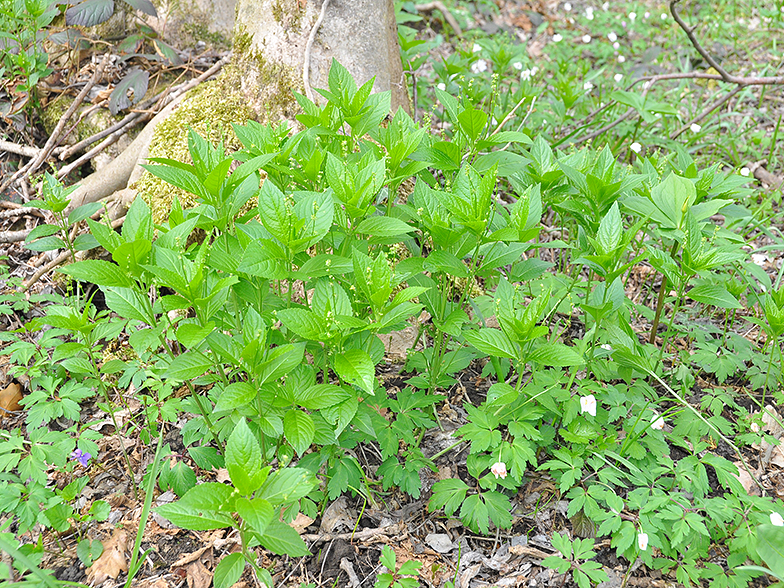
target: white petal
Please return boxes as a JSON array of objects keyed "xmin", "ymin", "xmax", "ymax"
[{"xmin": 771, "ymin": 512, "xmax": 784, "ymax": 526}]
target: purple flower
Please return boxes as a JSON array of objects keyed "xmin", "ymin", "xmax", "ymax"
[{"xmin": 71, "ymin": 449, "xmax": 91, "ymax": 467}]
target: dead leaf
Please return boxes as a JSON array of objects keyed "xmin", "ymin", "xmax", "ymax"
[
  {"xmin": 320, "ymin": 496, "xmax": 355, "ymax": 533},
  {"xmin": 732, "ymin": 462, "xmax": 761, "ymax": 496},
  {"xmin": 185, "ymin": 559, "xmax": 212, "ymax": 588},
  {"xmin": 290, "ymin": 512, "xmax": 315, "ymax": 534},
  {"xmin": 87, "ymin": 529, "xmax": 128, "ymax": 585},
  {"xmin": 0, "ymin": 382, "xmax": 22, "ymax": 420}
]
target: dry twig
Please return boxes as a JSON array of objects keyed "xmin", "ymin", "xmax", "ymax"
[
  {"xmin": 0, "ymin": 54, "xmax": 111, "ymax": 194},
  {"xmin": 415, "ymin": 2, "xmax": 463, "ymax": 37}
]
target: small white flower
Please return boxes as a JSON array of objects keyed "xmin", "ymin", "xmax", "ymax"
[
  {"xmin": 638, "ymin": 533, "xmax": 649, "ymax": 551},
  {"xmin": 661, "ymin": 12, "xmax": 668, "ymax": 19},
  {"xmin": 614, "ymin": 73, "xmax": 624, "ymax": 83},
  {"xmin": 512, "ymin": 61, "xmax": 523, "ymax": 70},
  {"xmin": 582, "ymin": 34, "xmax": 592, "ymax": 43},
  {"xmin": 630, "ymin": 142, "xmax": 642, "ymax": 153},
  {"xmin": 613, "ymin": 41, "xmax": 620, "ymax": 49},
  {"xmin": 491, "ymin": 462, "xmax": 508, "ymax": 479},
  {"xmin": 531, "ymin": 66, "xmax": 539, "ymax": 76},
  {"xmin": 520, "ymin": 69, "xmax": 532, "ymax": 81},
  {"xmin": 607, "ymin": 31, "xmax": 618, "ymax": 42},
  {"xmin": 586, "ymin": 7, "xmax": 594, "ymax": 20},
  {"xmin": 471, "ymin": 59, "xmax": 488, "ymax": 74},
  {"xmin": 473, "ymin": 43, "xmax": 482, "ymax": 53},
  {"xmin": 580, "ymin": 394, "xmax": 597, "ymax": 417},
  {"xmin": 584, "ymin": 81, "xmax": 594, "ymax": 91},
  {"xmin": 437, "ymin": 82, "xmax": 446, "ymax": 91},
  {"xmin": 750, "ymin": 422, "xmax": 760, "ymax": 433},
  {"xmin": 690, "ymin": 123, "xmax": 702, "ymax": 133},
  {"xmin": 564, "ymin": 2, "xmax": 572, "ymax": 11},
  {"xmin": 651, "ymin": 415, "xmax": 665, "ymax": 430},
  {"xmin": 602, "ymin": 1, "xmax": 609, "ymax": 10},
  {"xmin": 643, "ymin": 81, "xmax": 651, "ymax": 89},
  {"xmin": 771, "ymin": 512, "xmax": 784, "ymax": 526},
  {"xmin": 740, "ymin": 167, "xmax": 750, "ymax": 177},
  {"xmin": 644, "ymin": 11, "xmax": 650, "ymax": 18},
  {"xmin": 552, "ymin": 33, "xmax": 563, "ymax": 42},
  {"xmin": 618, "ymin": 55, "xmax": 626, "ymax": 63},
  {"xmin": 629, "ymin": 11, "xmax": 637, "ymax": 21},
  {"xmin": 600, "ymin": 344, "xmax": 613, "ymax": 351}
]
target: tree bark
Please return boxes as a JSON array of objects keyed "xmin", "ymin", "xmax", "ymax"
[{"xmin": 230, "ymin": 0, "xmax": 409, "ymax": 119}]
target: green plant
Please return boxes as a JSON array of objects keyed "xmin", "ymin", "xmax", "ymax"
[
  {"xmin": 543, "ymin": 532, "xmax": 608, "ymax": 588},
  {"xmin": 375, "ymin": 545, "xmax": 422, "ymax": 588}
]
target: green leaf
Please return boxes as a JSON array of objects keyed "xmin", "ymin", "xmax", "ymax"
[
  {"xmin": 332, "ymin": 349, "xmax": 376, "ymax": 395},
  {"xmin": 226, "ymin": 419, "xmax": 265, "ymax": 495},
  {"xmin": 283, "ymin": 409, "xmax": 315, "ymax": 456},
  {"xmin": 528, "ymin": 343, "xmax": 584, "ymax": 367},
  {"xmin": 155, "ymin": 502, "xmax": 234, "ymax": 530},
  {"xmin": 213, "ymin": 553, "xmax": 245, "ymax": 588},
  {"xmin": 463, "ymin": 329, "xmax": 517, "ymax": 359},
  {"xmin": 457, "ymin": 107, "xmax": 488, "ymax": 143},
  {"xmin": 260, "ymin": 467, "xmax": 315, "ymax": 505},
  {"xmin": 163, "ymin": 350, "xmax": 213, "ymax": 380},
  {"xmin": 235, "ymin": 497, "xmax": 274, "ymax": 535},
  {"xmin": 757, "ymin": 523, "xmax": 784, "ymax": 578},
  {"xmin": 257, "ymin": 519, "xmax": 311, "ymax": 557},
  {"xmin": 76, "ymin": 539, "xmax": 103, "ymax": 567},
  {"xmin": 687, "ymin": 285, "xmax": 742, "ymax": 309},
  {"xmin": 67, "ymin": 202, "xmax": 103, "ymax": 226},
  {"xmin": 296, "ymin": 384, "xmax": 350, "ymax": 409},
  {"xmin": 103, "ymin": 287, "xmax": 153, "ymax": 324},
  {"xmin": 355, "ymin": 216, "xmax": 416, "ymax": 238},
  {"xmin": 277, "ymin": 308, "xmax": 325, "ymax": 341},
  {"xmin": 596, "ymin": 202, "xmax": 622, "ymax": 254},
  {"xmin": 215, "ymin": 382, "xmax": 257, "ymax": 413}
]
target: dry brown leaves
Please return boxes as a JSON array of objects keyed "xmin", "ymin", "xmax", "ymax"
[
  {"xmin": 86, "ymin": 528, "xmax": 128, "ymax": 585},
  {"xmin": 0, "ymin": 382, "xmax": 22, "ymax": 421}
]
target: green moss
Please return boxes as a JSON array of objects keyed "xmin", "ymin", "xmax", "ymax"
[
  {"xmin": 40, "ymin": 96, "xmax": 122, "ymax": 144},
  {"xmin": 182, "ymin": 21, "xmax": 231, "ymax": 50},
  {"xmin": 271, "ymin": 0, "xmax": 303, "ymax": 29},
  {"xmin": 133, "ymin": 79, "xmax": 256, "ymax": 224},
  {"xmin": 230, "ymin": 25, "xmax": 303, "ymax": 122}
]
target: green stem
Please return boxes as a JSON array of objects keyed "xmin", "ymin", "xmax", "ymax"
[
  {"xmin": 650, "ymin": 241, "xmax": 680, "ymax": 345},
  {"xmin": 124, "ymin": 431, "xmax": 165, "ymax": 588}
]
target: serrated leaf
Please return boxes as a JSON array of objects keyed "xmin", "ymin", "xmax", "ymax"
[
  {"xmin": 687, "ymin": 285, "xmax": 741, "ymax": 309},
  {"xmin": 528, "ymin": 343, "xmax": 584, "ymax": 367},
  {"xmin": 463, "ymin": 328, "xmax": 517, "ymax": 359},
  {"xmin": 214, "ymin": 382, "xmax": 257, "ymax": 412},
  {"xmin": 155, "ymin": 502, "xmax": 234, "ymax": 530},
  {"xmin": 213, "ymin": 553, "xmax": 245, "ymax": 588},
  {"xmin": 257, "ymin": 519, "xmax": 311, "ymax": 556},
  {"xmin": 226, "ymin": 419, "xmax": 264, "ymax": 495},
  {"xmin": 332, "ymin": 349, "xmax": 375, "ymax": 395},
  {"xmin": 355, "ymin": 216, "xmax": 415, "ymax": 237},
  {"xmin": 59, "ymin": 260, "xmax": 132, "ymax": 288},
  {"xmin": 283, "ymin": 409, "xmax": 315, "ymax": 456},
  {"xmin": 163, "ymin": 350, "xmax": 213, "ymax": 380},
  {"xmin": 260, "ymin": 467, "xmax": 315, "ymax": 505},
  {"xmin": 235, "ymin": 497, "xmax": 273, "ymax": 535}
]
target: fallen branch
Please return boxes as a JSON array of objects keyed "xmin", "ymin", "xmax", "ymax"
[
  {"xmin": 670, "ymin": 0, "xmax": 784, "ymax": 86},
  {"xmin": 0, "ymin": 229, "xmax": 33, "ymax": 243},
  {"xmin": 0, "ymin": 54, "xmax": 111, "ymax": 194},
  {"xmin": 302, "ymin": 523, "xmax": 402, "ymax": 545},
  {"xmin": 0, "ymin": 141, "xmax": 44, "ymax": 159},
  {"xmin": 415, "ymin": 1, "xmax": 463, "ymax": 37},
  {"xmin": 669, "ymin": 85, "xmax": 742, "ymax": 140},
  {"xmin": 64, "ymin": 55, "xmax": 229, "ymax": 215}
]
